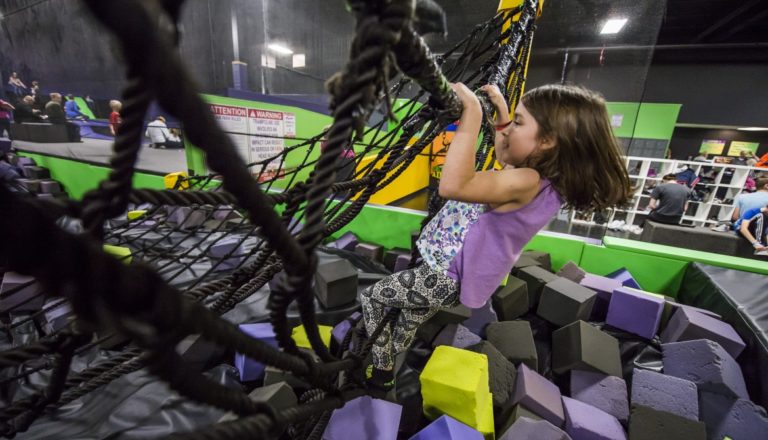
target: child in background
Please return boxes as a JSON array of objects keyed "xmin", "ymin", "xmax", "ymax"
[
  {"xmin": 109, "ymin": 100, "xmax": 123, "ymax": 136},
  {"xmin": 738, "ymin": 204, "xmax": 768, "ymax": 256},
  {"xmin": 360, "ymin": 82, "xmax": 632, "ymax": 391}
]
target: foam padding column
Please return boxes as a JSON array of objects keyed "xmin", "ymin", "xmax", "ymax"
[{"xmin": 420, "ymin": 345, "xmax": 495, "ymax": 439}]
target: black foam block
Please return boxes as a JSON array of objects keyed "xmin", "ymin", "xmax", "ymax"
[
  {"xmin": 38, "ymin": 180, "xmax": 62, "ymax": 194},
  {"xmin": 22, "ymin": 166, "xmax": 50, "ymax": 179},
  {"xmin": 537, "ymin": 278, "xmax": 596, "ymax": 327},
  {"xmin": 552, "ymin": 320, "xmax": 622, "ymax": 377},
  {"xmin": 416, "ymin": 304, "xmax": 471, "ymax": 343},
  {"xmin": 491, "ymin": 276, "xmax": 529, "ymax": 321},
  {"xmin": 314, "ymin": 259, "xmax": 358, "ymax": 309},
  {"xmin": 521, "ymin": 251, "xmax": 552, "ymax": 272},
  {"xmin": 220, "ymin": 381, "xmax": 298, "ymax": 422},
  {"xmin": 497, "ymin": 404, "xmax": 543, "ymax": 437},
  {"xmin": 486, "ymin": 321, "xmax": 538, "ymax": 371},
  {"xmin": 467, "ymin": 341, "xmax": 517, "ymax": 408},
  {"xmin": 512, "ymin": 255, "xmax": 543, "ymax": 274},
  {"xmin": 178, "ymin": 334, "xmax": 227, "ymax": 372},
  {"xmin": 628, "ymin": 404, "xmax": 706, "ymax": 440},
  {"xmin": 516, "ymin": 266, "xmax": 558, "ymax": 308},
  {"xmin": 16, "ymin": 178, "xmax": 41, "ymax": 193},
  {"xmin": 383, "ymin": 248, "xmax": 410, "ymax": 272}
]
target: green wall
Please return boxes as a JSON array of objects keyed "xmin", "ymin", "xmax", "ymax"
[
  {"xmin": 606, "ymin": 102, "xmax": 681, "ymax": 141},
  {"xmin": 17, "ymin": 152, "xmax": 165, "ymax": 199}
]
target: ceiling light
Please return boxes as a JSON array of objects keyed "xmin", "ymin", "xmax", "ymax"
[
  {"xmin": 267, "ymin": 43, "xmax": 293, "ymax": 55},
  {"xmin": 292, "ymin": 54, "xmax": 306, "ymax": 68},
  {"xmin": 600, "ymin": 18, "xmax": 628, "ymax": 35},
  {"xmin": 738, "ymin": 127, "xmax": 768, "ymax": 131},
  {"xmin": 261, "ymin": 55, "xmax": 276, "ymax": 69}
]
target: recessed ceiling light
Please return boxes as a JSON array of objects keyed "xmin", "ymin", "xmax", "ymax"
[
  {"xmin": 600, "ymin": 18, "xmax": 628, "ymax": 35},
  {"xmin": 738, "ymin": 127, "xmax": 768, "ymax": 131},
  {"xmin": 267, "ymin": 43, "xmax": 293, "ymax": 55}
]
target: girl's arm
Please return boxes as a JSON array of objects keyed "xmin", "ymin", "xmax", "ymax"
[{"xmin": 439, "ymin": 83, "xmax": 539, "ymax": 205}]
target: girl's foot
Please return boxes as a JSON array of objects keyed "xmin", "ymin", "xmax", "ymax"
[{"xmin": 365, "ymin": 365, "xmax": 395, "ymax": 394}]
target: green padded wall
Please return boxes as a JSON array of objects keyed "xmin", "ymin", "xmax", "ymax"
[
  {"xmin": 18, "ymin": 152, "xmax": 165, "ymax": 199},
  {"xmin": 523, "ymin": 233, "xmax": 585, "ymax": 272}
]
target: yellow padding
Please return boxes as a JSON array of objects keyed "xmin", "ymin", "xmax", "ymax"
[
  {"xmin": 291, "ymin": 324, "xmax": 332, "ymax": 350},
  {"xmin": 421, "ymin": 346, "xmax": 495, "ymax": 439},
  {"xmin": 103, "ymin": 245, "xmax": 132, "ymax": 264},
  {"xmin": 127, "ymin": 210, "xmax": 147, "ymax": 221},
  {"xmin": 164, "ymin": 171, "xmax": 189, "ymax": 190}
]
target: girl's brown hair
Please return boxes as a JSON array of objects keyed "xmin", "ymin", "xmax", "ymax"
[{"xmin": 520, "ymin": 84, "xmax": 632, "ymax": 211}]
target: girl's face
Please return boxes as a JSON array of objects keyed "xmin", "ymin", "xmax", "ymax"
[{"xmin": 496, "ymin": 101, "xmax": 552, "ymax": 166}]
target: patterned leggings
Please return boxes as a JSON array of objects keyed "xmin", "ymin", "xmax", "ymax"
[
  {"xmin": 749, "ymin": 212, "xmax": 767, "ymax": 244},
  {"xmin": 360, "ymin": 264, "xmax": 459, "ymax": 370}
]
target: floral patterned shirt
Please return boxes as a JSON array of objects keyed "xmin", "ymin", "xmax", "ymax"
[{"xmin": 416, "ymin": 200, "xmax": 485, "ymax": 273}]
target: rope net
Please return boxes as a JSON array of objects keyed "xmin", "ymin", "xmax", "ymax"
[{"xmin": 0, "ymin": 0, "xmax": 541, "ymax": 437}]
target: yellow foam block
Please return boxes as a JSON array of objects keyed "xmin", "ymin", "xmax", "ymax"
[
  {"xmin": 127, "ymin": 210, "xmax": 147, "ymax": 221},
  {"xmin": 164, "ymin": 171, "xmax": 189, "ymax": 190},
  {"xmin": 421, "ymin": 346, "xmax": 494, "ymax": 438},
  {"xmin": 103, "ymin": 245, "xmax": 132, "ymax": 264},
  {"xmin": 291, "ymin": 324, "xmax": 332, "ymax": 350}
]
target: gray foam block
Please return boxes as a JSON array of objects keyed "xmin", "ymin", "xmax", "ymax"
[
  {"xmin": 218, "ymin": 381, "xmax": 298, "ymax": 423},
  {"xmin": 631, "ymin": 369, "xmax": 698, "ymax": 421},
  {"xmin": 497, "ymin": 404, "xmax": 544, "ymax": 437},
  {"xmin": 355, "ymin": 242, "xmax": 383, "ymax": 262},
  {"xmin": 329, "ymin": 231, "xmax": 358, "ymax": 251},
  {"xmin": 570, "ymin": 370, "xmax": 629, "ymax": 424},
  {"xmin": 467, "ymin": 341, "xmax": 517, "ymax": 407},
  {"xmin": 562, "ymin": 396, "xmax": 626, "ymax": 440},
  {"xmin": 264, "ymin": 365, "xmax": 310, "ymax": 390},
  {"xmin": 521, "ymin": 250, "xmax": 552, "ymax": 272},
  {"xmin": 556, "ymin": 261, "xmax": 586, "ymax": 283},
  {"xmin": 39, "ymin": 180, "xmax": 61, "ymax": 194},
  {"xmin": 486, "ymin": 321, "xmax": 538, "ymax": 371},
  {"xmin": 699, "ymin": 390, "xmax": 768, "ymax": 440},
  {"xmin": 662, "ymin": 339, "xmax": 748, "ymax": 399},
  {"xmin": 552, "ymin": 320, "xmax": 622, "ymax": 377},
  {"xmin": 416, "ymin": 304, "xmax": 472, "ymax": 343},
  {"xmin": 0, "ymin": 272, "xmax": 46, "ymax": 313},
  {"xmin": 314, "ymin": 259, "xmax": 358, "ymax": 309},
  {"xmin": 383, "ymin": 248, "xmax": 410, "ymax": 272},
  {"xmin": 537, "ymin": 278, "xmax": 596, "ymax": 327},
  {"xmin": 178, "ymin": 334, "xmax": 227, "ymax": 372},
  {"xmin": 628, "ymin": 405, "xmax": 706, "ymax": 440},
  {"xmin": 463, "ymin": 300, "xmax": 498, "ymax": 337},
  {"xmin": 16, "ymin": 178, "xmax": 41, "ymax": 192},
  {"xmin": 512, "ymin": 255, "xmax": 544, "ymax": 273},
  {"xmin": 511, "ymin": 363, "xmax": 565, "ymax": 427},
  {"xmin": 491, "ymin": 276, "xmax": 529, "ymax": 321},
  {"xmin": 21, "ymin": 165, "xmax": 50, "ymax": 179},
  {"xmin": 499, "ymin": 416, "xmax": 572, "ymax": 440},
  {"xmin": 432, "ymin": 323, "xmax": 481, "ymax": 349},
  {"xmin": 516, "ymin": 266, "xmax": 558, "ymax": 308},
  {"xmin": 660, "ymin": 307, "xmax": 745, "ymax": 359}
]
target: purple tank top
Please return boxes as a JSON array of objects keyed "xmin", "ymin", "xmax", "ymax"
[{"xmin": 417, "ymin": 179, "xmax": 562, "ymax": 308}]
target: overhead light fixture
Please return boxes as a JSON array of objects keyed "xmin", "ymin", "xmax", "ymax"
[
  {"xmin": 600, "ymin": 18, "xmax": 628, "ymax": 35},
  {"xmin": 267, "ymin": 43, "xmax": 293, "ymax": 55},
  {"xmin": 292, "ymin": 54, "xmax": 306, "ymax": 68},
  {"xmin": 738, "ymin": 127, "xmax": 768, "ymax": 131}
]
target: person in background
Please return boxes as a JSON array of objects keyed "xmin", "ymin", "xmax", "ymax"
[
  {"xmin": 14, "ymin": 96, "xmax": 44, "ymax": 123},
  {"xmin": 732, "ymin": 177, "xmax": 768, "ymax": 228},
  {"xmin": 646, "ymin": 174, "xmax": 691, "ymax": 225},
  {"xmin": 732, "ymin": 151, "xmax": 749, "ymax": 166},
  {"xmin": 84, "ymin": 95, "xmax": 96, "ymax": 114},
  {"xmin": 30, "ymin": 81, "xmax": 43, "ymax": 109},
  {"xmin": 8, "ymin": 72, "xmax": 27, "ymax": 97},
  {"xmin": 0, "ymin": 99, "xmax": 14, "ymax": 139},
  {"xmin": 145, "ymin": 116, "xmax": 182, "ymax": 149},
  {"xmin": 109, "ymin": 100, "xmax": 123, "ymax": 136},
  {"xmin": 45, "ymin": 93, "xmax": 81, "ymax": 142},
  {"xmin": 746, "ymin": 151, "xmax": 759, "ymax": 168},
  {"xmin": 693, "ymin": 153, "xmax": 709, "ymax": 162},
  {"xmin": 64, "ymin": 94, "xmax": 89, "ymax": 119},
  {"xmin": 738, "ymin": 204, "xmax": 768, "ymax": 257}
]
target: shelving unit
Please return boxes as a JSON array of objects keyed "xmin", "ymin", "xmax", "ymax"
[{"xmin": 570, "ymin": 156, "xmax": 763, "ymax": 228}]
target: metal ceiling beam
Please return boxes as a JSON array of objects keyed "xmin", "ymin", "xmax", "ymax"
[
  {"xmin": 690, "ymin": 0, "xmax": 761, "ymax": 43},
  {"xmin": 713, "ymin": 7, "xmax": 768, "ymax": 42}
]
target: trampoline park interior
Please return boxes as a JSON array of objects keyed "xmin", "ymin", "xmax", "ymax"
[{"xmin": 2, "ymin": 0, "xmax": 768, "ymax": 439}]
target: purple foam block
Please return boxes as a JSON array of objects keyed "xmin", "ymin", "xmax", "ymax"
[
  {"xmin": 167, "ymin": 206, "xmax": 207, "ymax": 228},
  {"xmin": 212, "ymin": 206, "xmax": 241, "ymax": 221},
  {"xmin": 16, "ymin": 157, "xmax": 36, "ymax": 167},
  {"xmin": 394, "ymin": 254, "xmax": 411, "ymax": 272},
  {"xmin": 605, "ymin": 287, "xmax": 664, "ymax": 339},
  {"xmin": 660, "ymin": 307, "xmax": 745, "ymax": 359},
  {"xmin": 234, "ymin": 323, "xmax": 279, "ymax": 381},
  {"xmin": 570, "ymin": 370, "xmax": 629, "ymax": 424},
  {"xmin": 355, "ymin": 242, "xmax": 383, "ymax": 261},
  {"xmin": 557, "ymin": 262, "xmax": 586, "ymax": 283},
  {"xmin": 0, "ymin": 272, "xmax": 45, "ymax": 313},
  {"xmin": 666, "ymin": 300, "xmax": 721, "ymax": 320},
  {"xmin": 579, "ymin": 274, "xmax": 622, "ymax": 321},
  {"xmin": 463, "ymin": 301, "xmax": 498, "ymax": 337},
  {"xmin": 408, "ymin": 414, "xmax": 483, "ymax": 440},
  {"xmin": 329, "ymin": 231, "xmax": 358, "ymax": 251},
  {"xmin": 562, "ymin": 397, "xmax": 626, "ymax": 440},
  {"xmin": 511, "ymin": 363, "xmax": 565, "ymax": 427},
  {"xmin": 630, "ymin": 369, "xmax": 698, "ymax": 421},
  {"xmin": 324, "ymin": 396, "xmax": 402, "ymax": 440},
  {"xmin": 699, "ymin": 391, "xmax": 768, "ymax": 440},
  {"xmin": 432, "ymin": 323, "xmax": 482, "ymax": 349},
  {"xmin": 500, "ymin": 417, "xmax": 572, "ymax": 440},
  {"xmin": 605, "ymin": 268, "xmax": 641, "ymax": 290},
  {"xmin": 209, "ymin": 237, "xmax": 245, "ymax": 272},
  {"xmin": 662, "ymin": 339, "xmax": 748, "ymax": 399},
  {"xmin": 331, "ymin": 311, "xmax": 362, "ymax": 349}
]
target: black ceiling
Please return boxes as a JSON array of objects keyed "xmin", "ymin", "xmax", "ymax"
[{"xmin": 431, "ymin": 0, "xmax": 768, "ymax": 62}]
